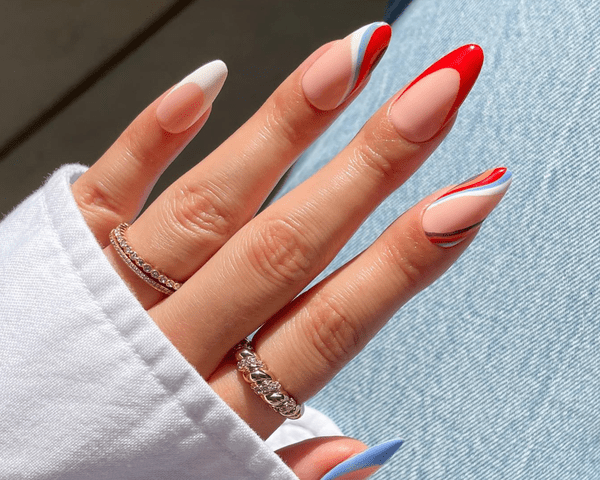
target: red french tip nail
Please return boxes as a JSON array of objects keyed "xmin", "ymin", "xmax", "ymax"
[{"xmin": 404, "ymin": 44, "xmax": 484, "ymax": 123}]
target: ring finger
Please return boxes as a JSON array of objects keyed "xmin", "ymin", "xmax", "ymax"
[{"xmin": 210, "ymin": 167, "xmax": 513, "ymax": 437}]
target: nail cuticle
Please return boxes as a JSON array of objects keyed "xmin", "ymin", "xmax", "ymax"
[{"xmin": 156, "ymin": 60, "xmax": 228, "ymax": 134}]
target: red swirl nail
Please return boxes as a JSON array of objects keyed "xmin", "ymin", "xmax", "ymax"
[{"xmin": 302, "ymin": 22, "xmax": 392, "ymax": 111}]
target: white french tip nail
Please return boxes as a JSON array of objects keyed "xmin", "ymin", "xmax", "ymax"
[
  {"xmin": 172, "ymin": 59, "xmax": 228, "ymax": 111},
  {"xmin": 157, "ymin": 60, "xmax": 228, "ymax": 133}
]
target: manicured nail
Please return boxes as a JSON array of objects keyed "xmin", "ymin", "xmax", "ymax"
[
  {"xmin": 423, "ymin": 167, "xmax": 512, "ymax": 247},
  {"xmin": 156, "ymin": 60, "xmax": 228, "ymax": 133},
  {"xmin": 320, "ymin": 439, "xmax": 403, "ymax": 480},
  {"xmin": 302, "ymin": 22, "xmax": 392, "ymax": 111},
  {"xmin": 389, "ymin": 44, "xmax": 484, "ymax": 142}
]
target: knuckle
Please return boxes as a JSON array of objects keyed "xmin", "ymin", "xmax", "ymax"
[
  {"xmin": 119, "ymin": 121, "xmax": 163, "ymax": 167},
  {"xmin": 351, "ymin": 122, "xmax": 416, "ymax": 184},
  {"xmin": 303, "ymin": 291, "xmax": 364, "ymax": 367},
  {"xmin": 380, "ymin": 229, "xmax": 427, "ymax": 294},
  {"xmin": 246, "ymin": 217, "xmax": 316, "ymax": 286},
  {"xmin": 262, "ymin": 92, "xmax": 306, "ymax": 149},
  {"xmin": 169, "ymin": 181, "xmax": 237, "ymax": 241},
  {"xmin": 75, "ymin": 181, "xmax": 127, "ymax": 223},
  {"xmin": 351, "ymin": 138, "xmax": 398, "ymax": 185}
]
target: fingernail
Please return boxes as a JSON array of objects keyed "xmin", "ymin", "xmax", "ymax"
[
  {"xmin": 320, "ymin": 439, "xmax": 403, "ymax": 480},
  {"xmin": 423, "ymin": 167, "xmax": 512, "ymax": 247},
  {"xmin": 302, "ymin": 22, "xmax": 392, "ymax": 111},
  {"xmin": 156, "ymin": 59, "xmax": 228, "ymax": 133},
  {"xmin": 389, "ymin": 44, "xmax": 484, "ymax": 142}
]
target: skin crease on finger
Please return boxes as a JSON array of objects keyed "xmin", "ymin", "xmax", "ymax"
[
  {"xmin": 245, "ymin": 165, "xmax": 512, "ymax": 439},
  {"xmin": 72, "ymin": 97, "xmax": 212, "ymax": 245},
  {"xmin": 80, "ymin": 41, "xmax": 340, "ymax": 264},
  {"xmin": 47, "ymin": 30, "xmax": 498, "ymax": 480},
  {"xmin": 115, "ymin": 51, "xmax": 476, "ymax": 412},
  {"xmin": 207, "ymin": 170, "xmax": 513, "ymax": 442}
]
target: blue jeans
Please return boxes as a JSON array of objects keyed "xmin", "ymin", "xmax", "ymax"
[{"xmin": 275, "ymin": 0, "xmax": 600, "ymax": 477}]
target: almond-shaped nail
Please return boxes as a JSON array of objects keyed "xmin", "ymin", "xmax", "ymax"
[
  {"xmin": 156, "ymin": 60, "xmax": 228, "ymax": 134},
  {"xmin": 423, "ymin": 167, "xmax": 512, "ymax": 247},
  {"xmin": 320, "ymin": 439, "xmax": 403, "ymax": 480},
  {"xmin": 302, "ymin": 22, "xmax": 392, "ymax": 111},
  {"xmin": 389, "ymin": 44, "xmax": 484, "ymax": 142}
]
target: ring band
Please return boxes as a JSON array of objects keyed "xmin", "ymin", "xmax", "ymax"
[
  {"xmin": 233, "ymin": 339, "xmax": 304, "ymax": 420},
  {"xmin": 109, "ymin": 223, "xmax": 182, "ymax": 296}
]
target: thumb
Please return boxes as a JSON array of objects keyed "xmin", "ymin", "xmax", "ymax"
[{"xmin": 275, "ymin": 436, "xmax": 403, "ymax": 480}]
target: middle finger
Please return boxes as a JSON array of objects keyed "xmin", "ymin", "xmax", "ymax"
[{"xmin": 151, "ymin": 44, "xmax": 484, "ymax": 376}]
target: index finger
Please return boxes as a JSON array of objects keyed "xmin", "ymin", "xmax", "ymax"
[{"xmin": 72, "ymin": 60, "xmax": 228, "ymax": 244}]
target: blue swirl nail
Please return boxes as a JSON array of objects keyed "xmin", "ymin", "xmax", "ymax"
[{"xmin": 320, "ymin": 439, "xmax": 404, "ymax": 480}]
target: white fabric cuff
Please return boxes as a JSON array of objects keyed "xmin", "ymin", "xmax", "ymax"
[{"xmin": 0, "ymin": 165, "xmax": 299, "ymax": 479}]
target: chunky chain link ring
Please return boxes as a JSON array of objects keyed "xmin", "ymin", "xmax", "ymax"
[{"xmin": 233, "ymin": 339, "xmax": 304, "ymax": 420}]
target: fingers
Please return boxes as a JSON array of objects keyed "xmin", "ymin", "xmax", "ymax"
[
  {"xmin": 210, "ymin": 168, "xmax": 512, "ymax": 435},
  {"xmin": 72, "ymin": 60, "xmax": 228, "ymax": 244},
  {"xmin": 116, "ymin": 22, "xmax": 392, "ymax": 305},
  {"xmin": 152, "ymin": 45, "xmax": 483, "ymax": 375}
]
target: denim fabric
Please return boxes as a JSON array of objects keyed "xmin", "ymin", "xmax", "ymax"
[
  {"xmin": 384, "ymin": 0, "xmax": 413, "ymax": 24},
  {"xmin": 274, "ymin": 0, "xmax": 600, "ymax": 477}
]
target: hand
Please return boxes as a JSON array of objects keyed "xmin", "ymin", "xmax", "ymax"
[{"xmin": 71, "ymin": 22, "xmax": 510, "ymax": 479}]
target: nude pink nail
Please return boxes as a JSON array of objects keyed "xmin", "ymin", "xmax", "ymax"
[
  {"xmin": 422, "ymin": 167, "xmax": 512, "ymax": 247},
  {"xmin": 156, "ymin": 60, "xmax": 228, "ymax": 134},
  {"xmin": 302, "ymin": 22, "xmax": 391, "ymax": 111},
  {"xmin": 389, "ymin": 45, "xmax": 484, "ymax": 142}
]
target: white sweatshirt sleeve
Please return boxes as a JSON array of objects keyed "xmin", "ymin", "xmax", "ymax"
[{"xmin": 0, "ymin": 165, "xmax": 299, "ymax": 480}]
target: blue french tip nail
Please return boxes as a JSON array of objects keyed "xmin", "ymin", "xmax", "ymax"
[{"xmin": 320, "ymin": 439, "xmax": 404, "ymax": 480}]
